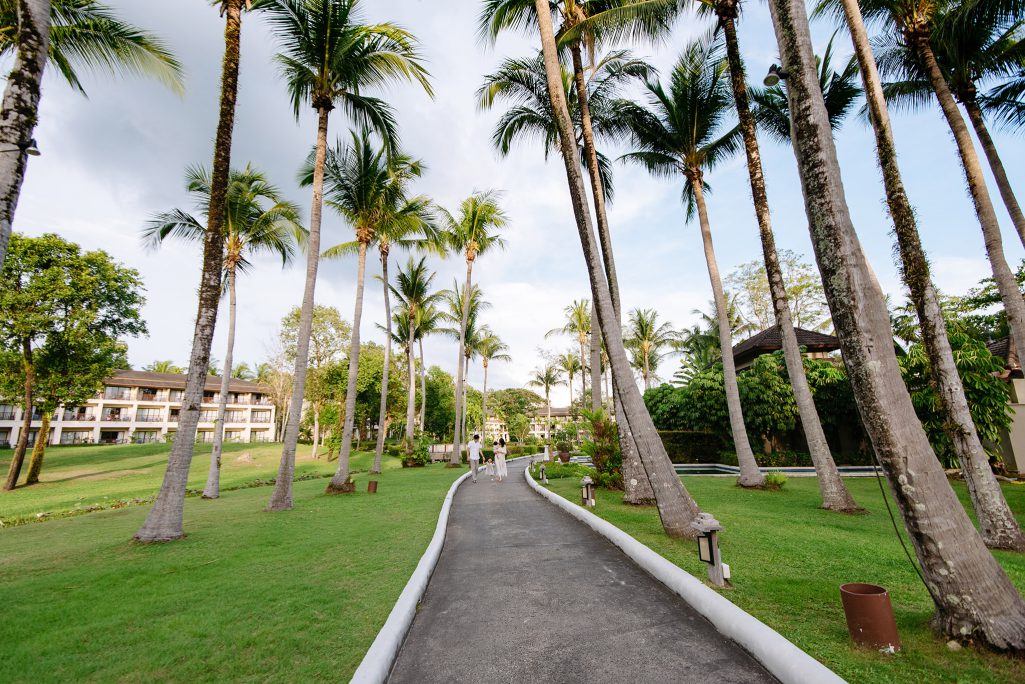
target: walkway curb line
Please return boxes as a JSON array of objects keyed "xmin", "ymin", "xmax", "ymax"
[
  {"xmin": 524, "ymin": 464, "xmax": 847, "ymax": 684},
  {"xmin": 351, "ymin": 456, "xmax": 533, "ymax": 684}
]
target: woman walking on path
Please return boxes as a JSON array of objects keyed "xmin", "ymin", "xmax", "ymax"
[{"xmin": 494, "ymin": 438, "xmax": 508, "ymax": 482}]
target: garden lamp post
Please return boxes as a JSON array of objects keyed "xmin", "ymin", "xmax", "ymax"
[
  {"xmin": 692, "ymin": 513, "xmax": 728, "ymax": 587},
  {"xmin": 580, "ymin": 475, "xmax": 596, "ymax": 508}
]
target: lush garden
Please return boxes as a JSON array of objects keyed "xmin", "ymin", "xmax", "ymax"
[
  {"xmin": 0, "ymin": 442, "xmax": 463, "ymax": 682},
  {"xmin": 541, "ymin": 473, "xmax": 1025, "ymax": 684}
]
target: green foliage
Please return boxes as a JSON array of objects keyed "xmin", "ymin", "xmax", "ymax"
[
  {"xmin": 506, "ymin": 413, "xmax": 530, "ymax": 443},
  {"xmin": 763, "ymin": 471, "xmax": 787, "ymax": 490},
  {"xmin": 899, "ymin": 328, "xmax": 1011, "ymax": 468},
  {"xmin": 533, "ymin": 462, "xmax": 591, "ymax": 480},
  {"xmin": 404, "ymin": 434, "xmax": 431, "ymax": 467},
  {"xmin": 738, "ymin": 355, "xmax": 800, "ymax": 453},
  {"xmin": 482, "ymin": 387, "xmax": 542, "ymax": 422},
  {"xmin": 655, "ymin": 430, "xmax": 725, "ymax": 464},
  {"xmin": 725, "ymin": 250, "xmax": 831, "ymax": 332},
  {"xmin": 423, "ymin": 366, "xmax": 455, "ymax": 438},
  {"xmin": 579, "ymin": 409, "xmax": 622, "ymax": 490}
]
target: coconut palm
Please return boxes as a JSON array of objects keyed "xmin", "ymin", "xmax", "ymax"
[
  {"xmin": 768, "ymin": 0, "xmax": 1025, "ymax": 649},
  {"xmin": 144, "ymin": 360, "xmax": 184, "ymax": 374},
  {"xmin": 525, "ymin": 0, "xmax": 702, "ymax": 536},
  {"xmin": 620, "ymin": 37, "xmax": 764, "ymax": 487},
  {"xmin": 312, "ymin": 131, "xmax": 428, "ymax": 488},
  {"xmin": 0, "ymin": 0, "xmax": 184, "ymax": 266},
  {"xmin": 263, "ymin": 0, "xmax": 432, "ymax": 511},
  {"xmin": 415, "ymin": 302, "xmax": 444, "ymax": 429},
  {"xmin": 232, "ymin": 363, "xmax": 256, "ymax": 380},
  {"xmin": 546, "ymin": 299, "xmax": 593, "ymax": 401},
  {"xmin": 528, "ymin": 362, "xmax": 565, "ymax": 446},
  {"xmin": 134, "ymin": 1, "xmax": 258, "ymax": 541},
  {"xmin": 557, "ymin": 351, "xmax": 584, "ymax": 406},
  {"xmin": 389, "ymin": 256, "xmax": 444, "ymax": 452},
  {"xmin": 439, "ymin": 192, "xmax": 507, "ymax": 466},
  {"xmin": 815, "ymin": 0, "xmax": 1025, "ymax": 541},
  {"xmin": 478, "ymin": 330, "xmax": 512, "ymax": 434},
  {"xmin": 623, "ymin": 308, "xmax": 676, "ymax": 392},
  {"xmin": 142, "ymin": 164, "xmax": 302, "ymax": 499},
  {"xmin": 442, "ymin": 280, "xmax": 492, "ymax": 443}
]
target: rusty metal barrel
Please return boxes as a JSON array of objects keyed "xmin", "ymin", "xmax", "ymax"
[{"xmin": 839, "ymin": 583, "xmax": 901, "ymax": 651}]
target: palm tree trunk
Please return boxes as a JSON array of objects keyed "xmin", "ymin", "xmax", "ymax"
[
  {"xmin": 405, "ymin": 340, "xmax": 417, "ymax": 452},
  {"xmin": 590, "ymin": 306, "xmax": 601, "ymax": 411},
  {"xmin": 546, "ymin": 396, "xmax": 551, "ymax": 446},
  {"xmin": 268, "ymin": 103, "xmax": 329, "ymax": 511},
  {"xmin": 3, "ymin": 340, "xmax": 33, "ymax": 490},
  {"xmin": 372, "ymin": 250, "xmax": 392, "ymax": 475},
  {"xmin": 204, "ymin": 266, "xmax": 238, "ymax": 499},
  {"xmin": 418, "ymin": 338, "xmax": 426, "ymax": 429},
  {"xmin": 136, "ymin": 3, "xmax": 242, "ymax": 538},
  {"xmin": 768, "ymin": 0, "xmax": 1025, "ymax": 649},
  {"xmin": 450, "ymin": 260, "xmax": 474, "ymax": 465},
  {"xmin": 691, "ymin": 178, "xmax": 764, "ymax": 487},
  {"xmin": 913, "ymin": 37, "xmax": 1025, "ymax": 361},
  {"xmin": 570, "ymin": 42, "xmax": 653, "ymax": 504},
  {"xmin": 0, "ymin": 0, "xmax": 50, "ymax": 266},
  {"xmin": 329, "ymin": 240, "xmax": 369, "ymax": 491},
  {"xmin": 719, "ymin": 10, "xmax": 855, "ymax": 509},
  {"xmin": 482, "ymin": 361, "xmax": 489, "ymax": 441},
  {"xmin": 963, "ymin": 97, "xmax": 1025, "ymax": 250},
  {"xmin": 534, "ymin": 0, "xmax": 700, "ymax": 537},
  {"xmin": 643, "ymin": 351, "xmax": 650, "ymax": 392},
  {"xmin": 24, "ymin": 409, "xmax": 48, "ymax": 485},
  {"xmin": 462, "ymin": 355, "xmax": 470, "ymax": 438},
  {"xmin": 840, "ymin": 3, "xmax": 1024, "ymax": 547},
  {"xmin": 310, "ymin": 406, "xmax": 320, "ymax": 458},
  {"xmin": 567, "ymin": 372, "xmax": 574, "ymax": 407}
]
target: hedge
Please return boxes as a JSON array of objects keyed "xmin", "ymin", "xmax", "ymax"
[{"xmin": 657, "ymin": 431, "xmax": 726, "ymax": 463}]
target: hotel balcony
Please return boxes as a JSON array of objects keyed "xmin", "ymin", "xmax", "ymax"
[
  {"xmin": 62, "ymin": 414, "xmax": 96, "ymax": 422},
  {"xmin": 0, "ymin": 410, "xmax": 15, "ymax": 420},
  {"xmin": 101, "ymin": 414, "xmax": 133, "ymax": 422}
]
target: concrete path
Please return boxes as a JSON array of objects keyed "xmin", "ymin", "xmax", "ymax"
[{"xmin": 387, "ymin": 459, "xmax": 777, "ymax": 684}]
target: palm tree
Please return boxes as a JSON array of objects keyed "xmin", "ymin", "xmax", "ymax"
[
  {"xmin": 144, "ymin": 360, "xmax": 184, "ymax": 374},
  {"xmin": 546, "ymin": 299, "xmax": 593, "ymax": 401},
  {"xmin": 620, "ymin": 37, "xmax": 764, "ymax": 487},
  {"xmin": 232, "ymin": 363, "xmax": 256, "ymax": 380},
  {"xmin": 557, "ymin": 351, "xmax": 583, "ymax": 406},
  {"xmin": 526, "ymin": 0, "xmax": 702, "ymax": 537},
  {"xmin": 135, "ymin": 0, "xmax": 255, "ymax": 542},
  {"xmin": 263, "ymin": 0, "xmax": 432, "ymax": 511},
  {"xmin": 390, "ymin": 257, "xmax": 444, "ymax": 453},
  {"xmin": 820, "ymin": 0, "xmax": 1025, "ymax": 542},
  {"xmin": 478, "ymin": 330, "xmax": 512, "ymax": 435},
  {"xmin": 442, "ymin": 281, "xmax": 492, "ymax": 442},
  {"xmin": 528, "ymin": 363, "xmax": 565, "ymax": 446},
  {"xmin": 415, "ymin": 302, "xmax": 444, "ymax": 429},
  {"xmin": 440, "ymin": 191, "xmax": 507, "ymax": 466},
  {"xmin": 313, "ymin": 132, "xmax": 428, "ymax": 488},
  {"xmin": 767, "ymin": 0, "xmax": 1025, "ymax": 650},
  {"xmin": 142, "ymin": 164, "xmax": 302, "ymax": 499},
  {"xmin": 0, "ymin": 0, "xmax": 184, "ymax": 266},
  {"xmin": 623, "ymin": 308, "xmax": 676, "ymax": 392},
  {"xmin": 872, "ymin": 3, "xmax": 1025, "ymax": 250}
]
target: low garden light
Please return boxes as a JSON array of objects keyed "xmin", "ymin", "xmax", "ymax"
[
  {"xmin": 691, "ymin": 512, "xmax": 728, "ymax": 588},
  {"xmin": 580, "ymin": 475, "xmax": 596, "ymax": 508}
]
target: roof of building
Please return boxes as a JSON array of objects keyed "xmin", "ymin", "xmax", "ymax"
[
  {"xmin": 987, "ymin": 336, "xmax": 1021, "ymax": 372},
  {"xmin": 731, "ymin": 327, "xmax": 840, "ymax": 366},
  {"xmin": 108, "ymin": 370, "xmax": 270, "ymax": 394}
]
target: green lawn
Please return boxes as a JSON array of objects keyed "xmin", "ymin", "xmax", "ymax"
[
  {"xmin": 543, "ymin": 474, "xmax": 1025, "ymax": 684},
  {"xmin": 0, "ymin": 441, "xmax": 377, "ymax": 524},
  {"xmin": 0, "ymin": 446, "xmax": 463, "ymax": 682}
]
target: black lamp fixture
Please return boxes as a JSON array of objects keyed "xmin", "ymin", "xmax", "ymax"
[{"xmin": 763, "ymin": 64, "xmax": 789, "ymax": 87}]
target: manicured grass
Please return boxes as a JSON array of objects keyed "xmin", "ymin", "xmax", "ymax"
[
  {"xmin": 0, "ymin": 458, "xmax": 463, "ymax": 682},
  {"xmin": 543, "ymin": 474, "xmax": 1025, "ymax": 684},
  {"xmin": 0, "ymin": 441, "xmax": 390, "ymax": 523}
]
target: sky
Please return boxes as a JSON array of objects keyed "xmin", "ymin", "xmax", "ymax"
[{"xmin": 10, "ymin": 0, "xmax": 1025, "ymax": 407}]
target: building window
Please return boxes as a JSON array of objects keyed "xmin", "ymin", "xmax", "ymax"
[
  {"xmin": 0, "ymin": 404, "xmax": 16, "ymax": 420},
  {"xmin": 104, "ymin": 386, "xmax": 132, "ymax": 401},
  {"xmin": 225, "ymin": 410, "xmax": 246, "ymax": 423},
  {"xmin": 252, "ymin": 410, "xmax": 272, "ymax": 424},
  {"xmin": 60, "ymin": 431, "xmax": 93, "ymax": 445},
  {"xmin": 102, "ymin": 408, "xmax": 131, "ymax": 422},
  {"xmin": 250, "ymin": 430, "xmax": 271, "ymax": 443},
  {"xmin": 225, "ymin": 430, "xmax": 244, "ymax": 443},
  {"xmin": 133, "ymin": 430, "xmax": 160, "ymax": 444},
  {"xmin": 196, "ymin": 431, "xmax": 214, "ymax": 444},
  {"xmin": 138, "ymin": 387, "xmax": 162, "ymax": 401},
  {"xmin": 169, "ymin": 389, "xmax": 184, "ymax": 402},
  {"xmin": 63, "ymin": 407, "xmax": 95, "ymax": 422},
  {"xmin": 136, "ymin": 408, "xmax": 163, "ymax": 423},
  {"xmin": 199, "ymin": 410, "xmax": 218, "ymax": 423}
]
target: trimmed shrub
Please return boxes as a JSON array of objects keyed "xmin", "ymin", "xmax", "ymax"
[
  {"xmin": 764, "ymin": 471, "xmax": 787, "ymax": 490},
  {"xmin": 657, "ymin": 431, "xmax": 725, "ymax": 463}
]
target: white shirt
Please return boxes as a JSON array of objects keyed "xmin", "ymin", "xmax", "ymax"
[{"xmin": 467, "ymin": 440, "xmax": 482, "ymax": 461}]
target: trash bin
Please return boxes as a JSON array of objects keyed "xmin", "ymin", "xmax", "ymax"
[
  {"xmin": 839, "ymin": 583, "xmax": 901, "ymax": 651},
  {"xmin": 368, "ymin": 480, "xmax": 378, "ymax": 494}
]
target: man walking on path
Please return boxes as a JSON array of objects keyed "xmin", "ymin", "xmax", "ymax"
[{"xmin": 467, "ymin": 434, "xmax": 482, "ymax": 483}]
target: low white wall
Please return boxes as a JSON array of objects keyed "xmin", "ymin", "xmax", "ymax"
[{"xmin": 524, "ymin": 463, "xmax": 846, "ymax": 684}]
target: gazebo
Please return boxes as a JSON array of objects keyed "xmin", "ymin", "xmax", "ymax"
[{"xmin": 731, "ymin": 327, "xmax": 841, "ymax": 370}]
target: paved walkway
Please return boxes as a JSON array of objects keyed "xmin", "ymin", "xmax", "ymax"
[{"xmin": 387, "ymin": 459, "xmax": 776, "ymax": 683}]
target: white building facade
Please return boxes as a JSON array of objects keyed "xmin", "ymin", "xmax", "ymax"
[{"xmin": 0, "ymin": 370, "xmax": 276, "ymax": 447}]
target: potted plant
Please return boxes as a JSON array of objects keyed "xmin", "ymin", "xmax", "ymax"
[{"xmin": 556, "ymin": 441, "xmax": 571, "ymax": 463}]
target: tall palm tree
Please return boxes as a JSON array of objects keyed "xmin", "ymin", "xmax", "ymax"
[
  {"xmin": 263, "ymin": 0, "xmax": 432, "ymax": 511},
  {"xmin": 135, "ymin": 0, "xmax": 254, "ymax": 542},
  {"xmin": 546, "ymin": 299, "xmax": 593, "ymax": 401},
  {"xmin": 415, "ymin": 302, "xmax": 444, "ymax": 429},
  {"xmin": 390, "ymin": 256, "xmax": 444, "ymax": 452},
  {"xmin": 767, "ymin": 0, "xmax": 1025, "ymax": 650},
  {"xmin": 557, "ymin": 351, "xmax": 583, "ymax": 406},
  {"xmin": 478, "ymin": 329, "xmax": 512, "ymax": 434},
  {"xmin": 440, "ymin": 191, "xmax": 507, "ymax": 466},
  {"xmin": 144, "ymin": 360, "xmax": 184, "ymax": 374},
  {"xmin": 314, "ymin": 131, "xmax": 428, "ymax": 488},
  {"xmin": 821, "ymin": 0, "xmax": 1025, "ymax": 543},
  {"xmin": 528, "ymin": 362, "xmax": 565, "ymax": 446},
  {"xmin": 872, "ymin": 3, "xmax": 1025, "ymax": 249},
  {"xmin": 527, "ymin": 0, "xmax": 702, "ymax": 537},
  {"xmin": 623, "ymin": 308, "xmax": 676, "ymax": 392},
  {"xmin": 620, "ymin": 38, "xmax": 764, "ymax": 487},
  {"xmin": 443, "ymin": 280, "xmax": 492, "ymax": 442},
  {"xmin": 0, "ymin": 0, "xmax": 184, "ymax": 266},
  {"xmin": 142, "ymin": 164, "xmax": 302, "ymax": 500}
]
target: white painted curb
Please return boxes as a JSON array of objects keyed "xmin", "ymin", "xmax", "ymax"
[
  {"xmin": 350, "ymin": 455, "xmax": 534, "ymax": 684},
  {"xmin": 524, "ymin": 463, "xmax": 846, "ymax": 684}
]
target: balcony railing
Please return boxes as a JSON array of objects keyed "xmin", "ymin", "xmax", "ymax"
[
  {"xmin": 136, "ymin": 415, "xmax": 164, "ymax": 423},
  {"xmin": 251, "ymin": 416, "xmax": 273, "ymax": 424},
  {"xmin": 0, "ymin": 411, "xmax": 16, "ymax": 420},
  {"xmin": 138, "ymin": 392, "xmax": 162, "ymax": 402},
  {"xmin": 103, "ymin": 391, "xmax": 132, "ymax": 401},
  {"xmin": 101, "ymin": 414, "xmax": 132, "ymax": 422},
  {"xmin": 62, "ymin": 414, "xmax": 96, "ymax": 422},
  {"xmin": 168, "ymin": 415, "xmax": 179, "ymax": 423}
]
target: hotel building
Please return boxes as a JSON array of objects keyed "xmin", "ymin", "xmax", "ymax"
[{"xmin": 0, "ymin": 370, "xmax": 276, "ymax": 447}]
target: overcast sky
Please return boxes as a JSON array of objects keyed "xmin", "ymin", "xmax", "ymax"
[{"xmin": 10, "ymin": 0, "xmax": 1025, "ymax": 406}]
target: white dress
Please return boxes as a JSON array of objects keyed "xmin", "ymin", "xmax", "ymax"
[{"xmin": 494, "ymin": 446, "xmax": 508, "ymax": 480}]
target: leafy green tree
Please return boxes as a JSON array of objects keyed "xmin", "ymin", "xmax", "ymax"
[
  {"xmin": 507, "ymin": 413, "xmax": 530, "ymax": 444},
  {"xmin": 1, "ymin": 233, "xmax": 146, "ymax": 490},
  {"xmin": 528, "ymin": 362, "xmax": 564, "ymax": 446},
  {"xmin": 489, "ymin": 387, "xmax": 543, "ymax": 422},
  {"xmin": 423, "ymin": 365, "xmax": 456, "ymax": 440},
  {"xmin": 725, "ymin": 251, "xmax": 830, "ymax": 332},
  {"xmin": 264, "ymin": 0, "xmax": 432, "ymax": 511}
]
